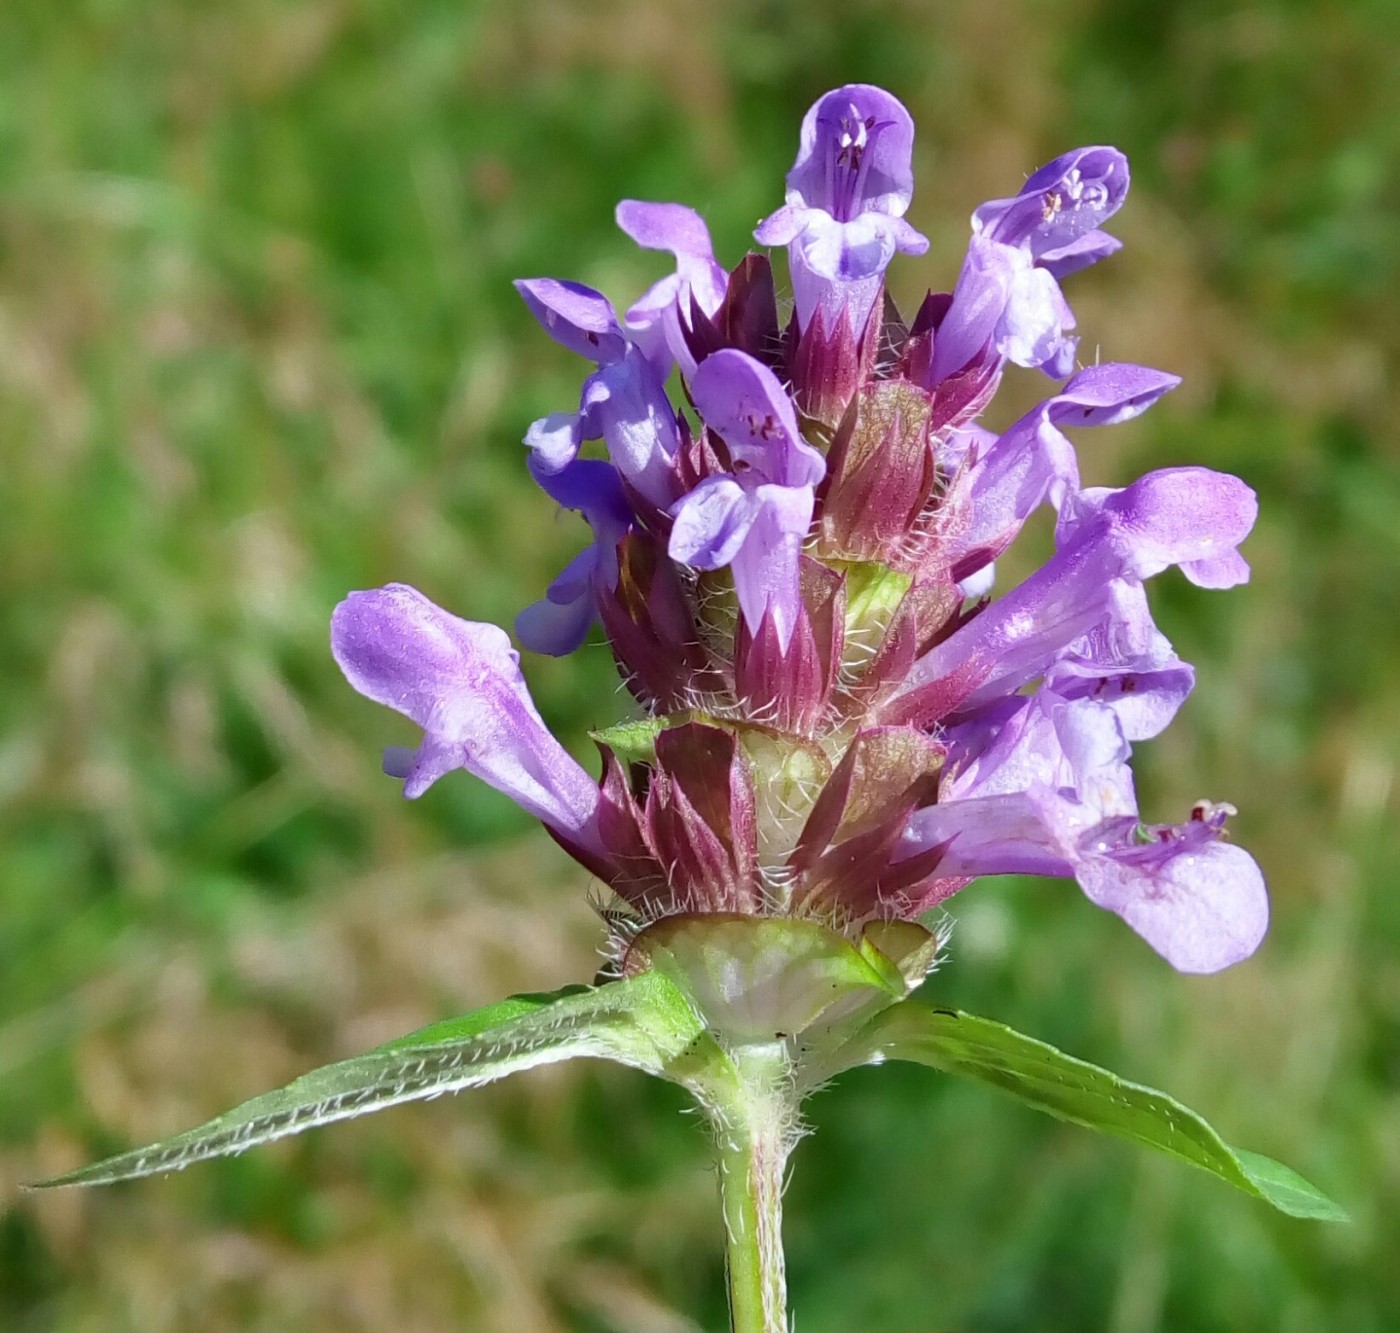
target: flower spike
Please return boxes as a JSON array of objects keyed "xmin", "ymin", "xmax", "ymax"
[{"xmin": 348, "ymin": 88, "xmax": 1267, "ymax": 976}]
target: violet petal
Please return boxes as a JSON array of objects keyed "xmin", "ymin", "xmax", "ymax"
[
  {"xmin": 728, "ymin": 483, "xmax": 815, "ymax": 650},
  {"xmin": 784, "ymin": 84, "xmax": 918, "ymax": 221},
  {"xmin": 689, "ymin": 348, "xmax": 825, "ymax": 488},
  {"xmin": 514, "ymin": 278, "xmax": 628, "ymax": 364},
  {"xmin": 669, "ymin": 476, "xmax": 758, "ymax": 569},
  {"xmin": 1075, "ymin": 825, "xmax": 1268, "ymax": 973},
  {"xmin": 974, "ymin": 146, "xmax": 1130, "ymax": 257},
  {"xmin": 579, "ymin": 346, "xmax": 681, "ymax": 507}
]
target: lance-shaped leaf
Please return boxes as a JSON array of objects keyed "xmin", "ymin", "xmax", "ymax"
[
  {"xmin": 32, "ymin": 973, "xmax": 713, "ymax": 1190},
  {"xmin": 830, "ymin": 1002, "xmax": 1345, "ymax": 1222}
]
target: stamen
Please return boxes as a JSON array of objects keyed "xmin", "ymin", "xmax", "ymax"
[{"xmin": 827, "ymin": 104, "xmax": 892, "ymax": 221}]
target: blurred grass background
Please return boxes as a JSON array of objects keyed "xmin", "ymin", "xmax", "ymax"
[{"xmin": 2, "ymin": 0, "xmax": 1398, "ymax": 1328}]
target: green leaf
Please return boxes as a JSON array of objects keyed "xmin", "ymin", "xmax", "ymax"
[
  {"xmin": 31, "ymin": 973, "xmax": 711, "ymax": 1190},
  {"xmin": 1232, "ymin": 1149, "xmax": 1348, "ymax": 1221},
  {"xmin": 850, "ymin": 1003, "xmax": 1346, "ymax": 1222}
]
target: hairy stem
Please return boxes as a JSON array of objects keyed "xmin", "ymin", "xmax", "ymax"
[{"xmin": 709, "ymin": 1042, "xmax": 795, "ymax": 1333}]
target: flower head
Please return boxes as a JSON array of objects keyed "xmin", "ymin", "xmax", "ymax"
[{"xmin": 333, "ymin": 87, "xmax": 1267, "ymax": 976}]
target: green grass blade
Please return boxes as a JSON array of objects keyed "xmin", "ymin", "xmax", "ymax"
[
  {"xmin": 31, "ymin": 973, "xmax": 705, "ymax": 1190},
  {"xmin": 857, "ymin": 1003, "xmax": 1346, "ymax": 1222}
]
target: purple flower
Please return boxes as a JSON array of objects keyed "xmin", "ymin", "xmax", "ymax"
[
  {"xmin": 900, "ymin": 691, "xmax": 1267, "ymax": 972},
  {"xmin": 889, "ymin": 466, "xmax": 1256, "ymax": 724},
  {"xmin": 668, "ymin": 349, "xmax": 825, "ymax": 648},
  {"xmin": 921, "ymin": 239, "xmax": 1018, "ymax": 389},
  {"xmin": 929, "ymin": 147, "xmax": 1130, "ymax": 385},
  {"xmin": 332, "ymin": 584, "xmax": 602, "ymax": 850},
  {"xmin": 756, "ymin": 85, "xmax": 928, "ymax": 337},
  {"xmin": 974, "ymin": 147, "xmax": 1130, "ymax": 265},
  {"xmin": 616, "ymin": 200, "xmax": 728, "ymax": 376},
  {"xmin": 1075, "ymin": 807, "xmax": 1266, "ymax": 975},
  {"xmin": 515, "ymin": 277, "xmax": 629, "ymax": 365},
  {"xmin": 516, "ymin": 278, "xmax": 632, "ymax": 477},
  {"xmin": 578, "ymin": 344, "xmax": 682, "ymax": 509},
  {"xmin": 1043, "ymin": 594, "xmax": 1196, "ymax": 741},
  {"xmin": 687, "ymin": 348, "xmax": 824, "ymax": 490},
  {"xmin": 516, "ymin": 280, "xmax": 682, "ymax": 507},
  {"xmin": 946, "ymin": 362, "xmax": 1183, "ymax": 584}
]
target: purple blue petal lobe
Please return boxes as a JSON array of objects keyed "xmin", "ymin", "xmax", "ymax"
[
  {"xmin": 514, "ymin": 278, "xmax": 628, "ymax": 364},
  {"xmin": 336, "ymin": 86, "xmax": 1270, "ymax": 982},
  {"xmin": 974, "ymin": 147, "xmax": 1131, "ymax": 255},
  {"xmin": 786, "ymin": 84, "xmax": 918, "ymax": 221}
]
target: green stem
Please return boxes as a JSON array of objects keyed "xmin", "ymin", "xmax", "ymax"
[{"xmin": 709, "ymin": 1042, "xmax": 794, "ymax": 1333}]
